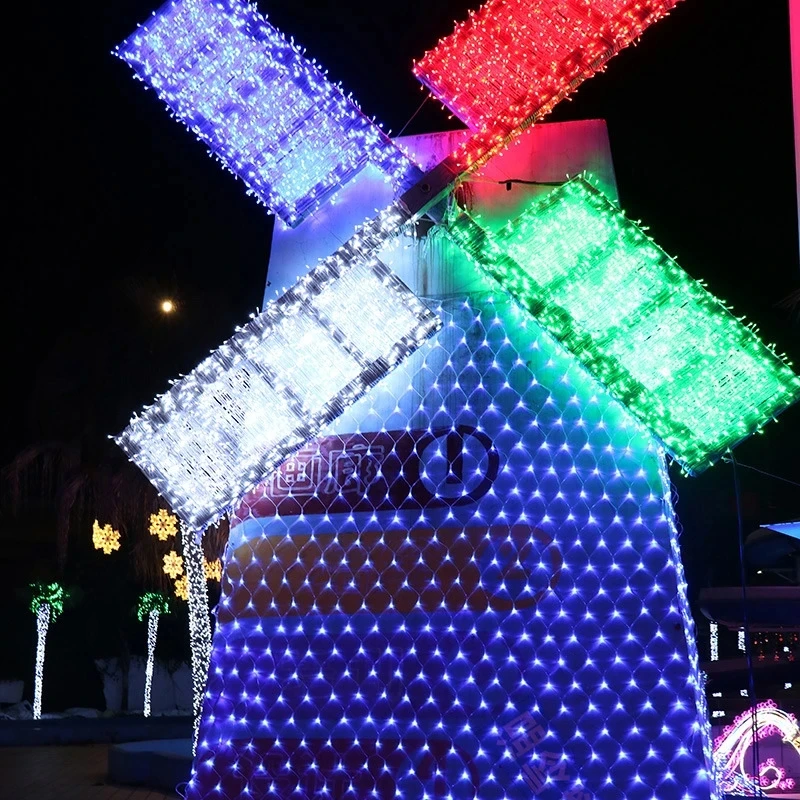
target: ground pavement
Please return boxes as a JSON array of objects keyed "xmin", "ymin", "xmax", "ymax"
[{"xmin": 0, "ymin": 745, "xmax": 180, "ymax": 800}]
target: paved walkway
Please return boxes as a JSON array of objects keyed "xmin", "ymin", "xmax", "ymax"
[{"xmin": 0, "ymin": 744, "xmax": 181, "ymax": 800}]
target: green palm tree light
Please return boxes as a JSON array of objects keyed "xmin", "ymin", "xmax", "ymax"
[
  {"xmin": 30, "ymin": 582, "xmax": 68, "ymax": 720},
  {"xmin": 136, "ymin": 592, "xmax": 170, "ymax": 718}
]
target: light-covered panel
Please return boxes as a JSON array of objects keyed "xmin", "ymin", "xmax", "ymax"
[
  {"xmin": 414, "ymin": 0, "xmax": 681, "ymax": 132},
  {"xmin": 447, "ymin": 177, "xmax": 800, "ymax": 472},
  {"xmin": 116, "ymin": 219, "xmax": 441, "ymax": 532},
  {"xmin": 415, "ymin": 0, "xmax": 682, "ymax": 175},
  {"xmin": 116, "ymin": 0, "xmax": 418, "ymax": 226}
]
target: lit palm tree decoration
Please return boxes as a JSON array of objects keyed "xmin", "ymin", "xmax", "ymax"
[
  {"xmin": 30, "ymin": 582, "xmax": 67, "ymax": 720},
  {"xmin": 136, "ymin": 592, "xmax": 170, "ymax": 718}
]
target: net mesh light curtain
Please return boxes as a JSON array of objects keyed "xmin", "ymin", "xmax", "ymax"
[{"xmin": 186, "ymin": 294, "xmax": 717, "ymax": 800}]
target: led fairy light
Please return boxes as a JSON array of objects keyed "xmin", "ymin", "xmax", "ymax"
[
  {"xmin": 181, "ymin": 524, "xmax": 212, "ymax": 753},
  {"xmin": 414, "ymin": 0, "xmax": 682, "ymax": 174},
  {"xmin": 657, "ymin": 449, "xmax": 720, "ymax": 797},
  {"xmin": 30, "ymin": 583, "xmax": 67, "ymax": 720},
  {"xmin": 415, "ymin": 0, "xmax": 682, "ymax": 133},
  {"xmin": 185, "ymin": 296, "xmax": 719, "ymax": 800},
  {"xmin": 136, "ymin": 592, "xmax": 170, "ymax": 718},
  {"xmin": 116, "ymin": 0, "xmax": 420, "ymax": 227},
  {"xmin": 116, "ymin": 205, "xmax": 440, "ymax": 533},
  {"xmin": 710, "ymin": 622, "xmax": 719, "ymax": 662},
  {"xmin": 446, "ymin": 176, "xmax": 800, "ymax": 472},
  {"xmin": 33, "ymin": 603, "xmax": 50, "ymax": 721},
  {"xmin": 174, "ymin": 574, "xmax": 189, "ymax": 601},
  {"xmin": 713, "ymin": 700, "xmax": 800, "ymax": 795}
]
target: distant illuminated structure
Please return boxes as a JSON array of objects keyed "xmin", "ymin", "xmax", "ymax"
[{"xmin": 713, "ymin": 700, "xmax": 800, "ymax": 795}]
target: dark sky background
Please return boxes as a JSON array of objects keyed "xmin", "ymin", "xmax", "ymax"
[{"xmin": 4, "ymin": 0, "xmax": 799, "ymax": 599}]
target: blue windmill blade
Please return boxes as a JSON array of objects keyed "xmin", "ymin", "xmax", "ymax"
[{"xmin": 116, "ymin": 0, "xmax": 421, "ymax": 227}]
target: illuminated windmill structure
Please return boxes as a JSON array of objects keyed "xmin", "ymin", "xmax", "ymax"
[{"xmin": 115, "ymin": 1, "xmax": 800, "ymax": 798}]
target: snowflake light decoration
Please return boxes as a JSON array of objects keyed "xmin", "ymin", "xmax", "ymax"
[
  {"xmin": 163, "ymin": 550, "xmax": 184, "ymax": 579},
  {"xmin": 174, "ymin": 574, "xmax": 190, "ymax": 601},
  {"xmin": 204, "ymin": 558, "xmax": 222, "ymax": 582},
  {"xmin": 149, "ymin": 508, "xmax": 178, "ymax": 541},
  {"xmin": 92, "ymin": 520, "xmax": 121, "ymax": 555}
]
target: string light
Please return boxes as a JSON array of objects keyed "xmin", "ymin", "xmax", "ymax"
[
  {"xmin": 30, "ymin": 583, "xmax": 67, "ymax": 720},
  {"xmin": 116, "ymin": 214, "xmax": 440, "ymax": 533},
  {"xmin": 92, "ymin": 520, "xmax": 121, "ymax": 554},
  {"xmin": 115, "ymin": 0, "xmax": 420, "ymax": 227},
  {"xmin": 136, "ymin": 592, "xmax": 170, "ymax": 718},
  {"xmin": 415, "ymin": 0, "xmax": 682, "ymax": 133},
  {"xmin": 149, "ymin": 508, "xmax": 178, "ymax": 541},
  {"xmin": 446, "ymin": 177, "xmax": 800, "ymax": 472},
  {"xmin": 183, "ymin": 297, "xmax": 719, "ymax": 799},
  {"xmin": 710, "ymin": 622, "xmax": 719, "ymax": 662},
  {"xmin": 33, "ymin": 604, "xmax": 50, "ymax": 722},
  {"xmin": 414, "ymin": 0, "xmax": 682, "ymax": 174},
  {"xmin": 713, "ymin": 700, "xmax": 800, "ymax": 795},
  {"xmin": 182, "ymin": 524, "xmax": 212, "ymax": 754}
]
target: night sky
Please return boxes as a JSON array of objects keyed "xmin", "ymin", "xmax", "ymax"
[{"xmin": 5, "ymin": 0, "xmax": 799, "ymax": 596}]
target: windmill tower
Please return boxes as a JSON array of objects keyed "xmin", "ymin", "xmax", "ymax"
[{"xmin": 114, "ymin": 1, "xmax": 800, "ymax": 798}]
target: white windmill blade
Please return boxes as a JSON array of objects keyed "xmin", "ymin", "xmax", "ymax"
[{"xmin": 116, "ymin": 206, "xmax": 440, "ymax": 533}]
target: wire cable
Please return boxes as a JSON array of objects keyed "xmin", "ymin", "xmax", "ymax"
[
  {"xmin": 730, "ymin": 450, "xmax": 763, "ymax": 796},
  {"xmin": 395, "ymin": 95, "xmax": 430, "ymax": 139},
  {"xmin": 721, "ymin": 457, "xmax": 800, "ymax": 488}
]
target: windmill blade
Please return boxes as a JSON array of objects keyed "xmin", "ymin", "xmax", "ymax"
[
  {"xmin": 398, "ymin": 0, "xmax": 684, "ymax": 217},
  {"xmin": 117, "ymin": 206, "xmax": 440, "ymax": 532},
  {"xmin": 414, "ymin": 0, "xmax": 683, "ymax": 132},
  {"xmin": 446, "ymin": 176, "xmax": 800, "ymax": 473},
  {"xmin": 116, "ymin": 0, "xmax": 420, "ymax": 227}
]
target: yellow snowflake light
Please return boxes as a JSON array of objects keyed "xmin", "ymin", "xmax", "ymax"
[
  {"xmin": 162, "ymin": 550, "xmax": 184, "ymax": 579},
  {"xmin": 92, "ymin": 520, "xmax": 121, "ymax": 555},
  {"xmin": 174, "ymin": 574, "xmax": 189, "ymax": 601},
  {"xmin": 149, "ymin": 508, "xmax": 178, "ymax": 541},
  {"xmin": 204, "ymin": 558, "xmax": 222, "ymax": 582}
]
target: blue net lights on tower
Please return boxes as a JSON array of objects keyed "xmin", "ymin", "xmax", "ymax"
[
  {"xmin": 110, "ymin": 0, "xmax": 800, "ymax": 793},
  {"xmin": 186, "ymin": 285, "xmax": 718, "ymax": 799},
  {"xmin": 115, "ymin": 0, "xmax": 420, "ymax": 227}
]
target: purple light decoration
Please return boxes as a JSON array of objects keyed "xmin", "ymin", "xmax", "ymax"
[
  {"xmin": 115, "ymin": 0, "xmax": 420, "ymax": 227},
  {"xmin": 185, "ymin": 295, "xmax": 718, "ymax": 799}
]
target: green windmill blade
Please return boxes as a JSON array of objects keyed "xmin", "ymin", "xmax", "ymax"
[{"xmin": 446, "ymin": 176, "xmax": 800, "ymax": 473}]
